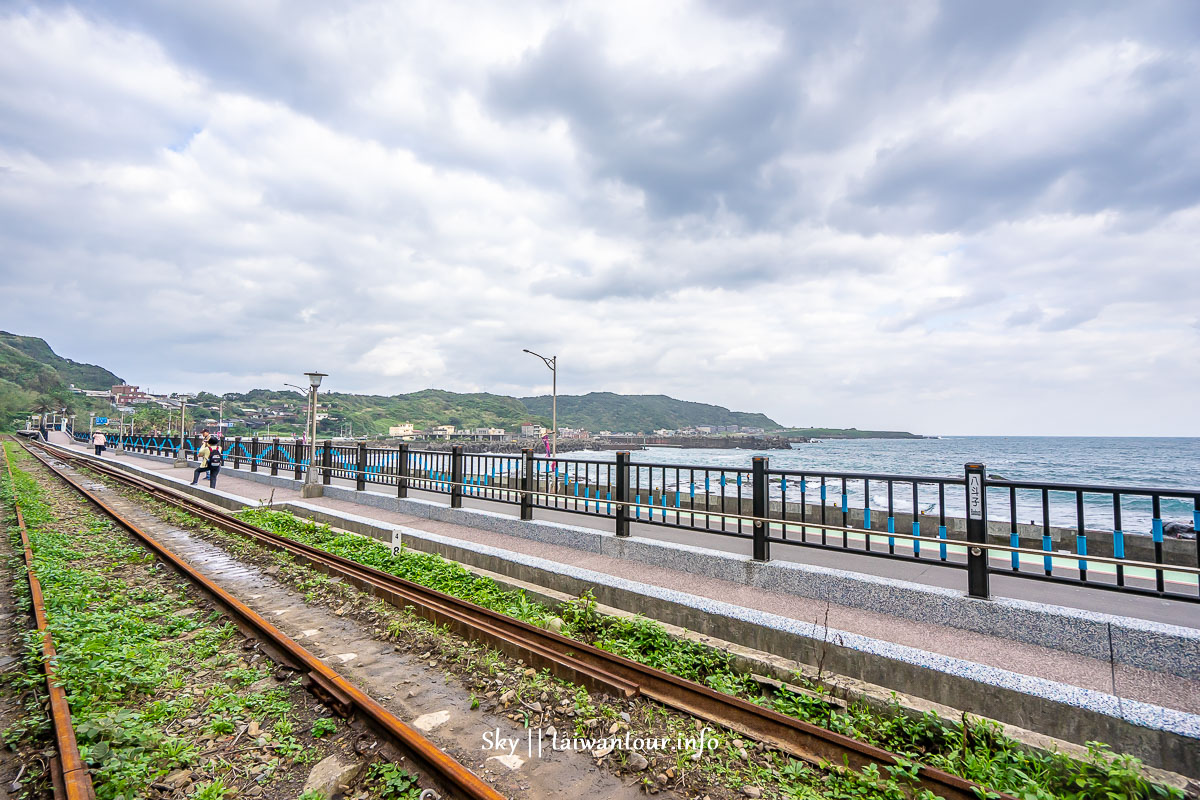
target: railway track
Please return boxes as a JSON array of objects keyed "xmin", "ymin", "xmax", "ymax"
[
  {"xmin": 30, "ymin": 438, "xmax": 1018, "ymax": 800},
  {"xmin": 2, "ymin": 444, "xmax": 95, "ymax": 800},
  {"xmin": 9, "ymin": 439, "xmax": 504, "ymax": 800}
]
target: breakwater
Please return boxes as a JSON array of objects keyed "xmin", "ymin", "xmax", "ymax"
[{"xmin": 597, "ymin": 435, "xmax": 797, "ymax": 450}]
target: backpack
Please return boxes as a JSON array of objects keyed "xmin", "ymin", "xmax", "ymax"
[{"xmin": 208, "ymin": 449, "xmax": 224, "ymax": 468}]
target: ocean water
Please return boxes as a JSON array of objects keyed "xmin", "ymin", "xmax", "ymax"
[{"xmin": 565, "ymin": 437, "xmax": 1200, "ymax": 532}]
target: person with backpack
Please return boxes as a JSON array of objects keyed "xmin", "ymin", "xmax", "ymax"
[{"xmin": 190, "ymin": 436, "xmax": 224, "ymax": 487}]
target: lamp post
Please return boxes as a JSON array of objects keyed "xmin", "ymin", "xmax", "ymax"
[
  {"xmin": 173, "ymin": 399, "xmax": 188, "ymax": 466},
  {"xmin": 522, "ymin": 349, "xmax": 556, "ymax": 459},
  {"xmin": 302, "ymin": 372, "xmax": 327, "ymax": 497}
]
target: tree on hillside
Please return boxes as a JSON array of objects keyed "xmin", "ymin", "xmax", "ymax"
[{"xmin": 130, "ymin": 405, "xmax": 171, "ymax": 434}]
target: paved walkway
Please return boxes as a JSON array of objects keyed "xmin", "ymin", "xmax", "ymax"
[{"xmin": 54, "ymin": 438, "xmax": 1200, "ymax": 715}]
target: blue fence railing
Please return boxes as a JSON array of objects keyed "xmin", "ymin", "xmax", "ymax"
[{"xmin": 94, "ymin": 435, "xmax": 1200, "ymax": 603}]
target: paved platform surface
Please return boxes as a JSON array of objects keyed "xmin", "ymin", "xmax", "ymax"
[{"xmin": 55, "ymin": 438, "xmax": 1200, "ymax": 716}]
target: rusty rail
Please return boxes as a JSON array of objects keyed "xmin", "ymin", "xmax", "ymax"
[
  {"xmin": 34, "ymin": 440, "xmax": 1020, "ymax": 800},
  {"xmin": 19, "ymin": 441, "xmax": 503, "ymax": 800},
  {"xmin": 1, "ymin": 443, "xmax": 96, "ymax": 800}
]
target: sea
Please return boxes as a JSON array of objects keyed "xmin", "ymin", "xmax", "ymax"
[{"xmin": 560, "ymin": 437, "xmax": 1200, "ymax": 532}]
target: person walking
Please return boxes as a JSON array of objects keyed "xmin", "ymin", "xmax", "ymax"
[
  {"xmin": 190, "ymin": 436, "xmax": 224, "ymax": 488},
  {"xmin": 92, "ymin": 430, "xmax": 107, "ymax": 456}
]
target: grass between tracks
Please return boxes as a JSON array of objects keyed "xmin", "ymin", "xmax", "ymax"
[
  {"xmin": 0, "ymin": 444, "xmax": 398, "ymax": 800},
  {"xmin": 229, "ymin": 507, "xmax": 1181, "ymax": 800}
]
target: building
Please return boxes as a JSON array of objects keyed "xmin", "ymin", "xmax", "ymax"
[
  {"xmin": 68, "ymin": 384, "xmax": 114, "ymax": 399},
  {"xmin": 448, "ymin": 428, "xmax": 513, "ymax": 443},
  {"xmin": 111, "ymin": 384, "xmax": 154, "ymax": 403},
  {"xmin": 388, "ymin": 423, "xmax": 415, "ymax": 437},
  {"xmin": 520, "ymin": 423, "xmax": 545, "ymax": 437}
]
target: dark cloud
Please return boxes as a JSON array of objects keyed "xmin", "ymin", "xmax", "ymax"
[
  {"xmin": 1, "ymin": 1, "xmax": 1198, "ymax": 434},
  {"xmin": 488, "ymin": 25, "xmax": 806, "ymax": 224}
]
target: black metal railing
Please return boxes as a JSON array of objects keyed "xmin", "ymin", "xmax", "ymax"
[{"xmin": 100, "ymin": 436, "xmax": 1200, "ymax": 603}]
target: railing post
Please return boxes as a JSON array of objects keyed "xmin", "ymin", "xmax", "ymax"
[
  {"xmin": 520, "ymin": 448, "xmax": 534, "ymax": 520},
  {"xmin": 233, "ymin": 436, "xmax": 242, "ymax": 470},
  {"xmin": 356, "ymin": 442, "xmax": 367, "ymax": 491},
  {"xmin": 270, "ymin": 438, "xmax": 280, "ymax": 476},
  {"xmin": 752, "ymin": 456, "xmax": 769, "ymax": 561},
  {"xmin": 250, "ymin": 437, "xmax": 259, "ymax": 472},
  {"xmin": 322, "ymin": 440, "xmax": 332, "ymax": 485},
  {"xmin": 451, "ymin": 445, "xmax": 464, "ymax": 508},
  {"xmin": 294, "ymin": 440, "xmax": 304, "ymax": 481},
  {"xmin": 615, "ymin": 451, "xmax": 630, "ymax": 537},
  {"xmin": 965, "ymin": 462, "xmax": 990, "ymax": 599},
  {"xmin": 397, "ymin": 443, "xmax": 409, "ymax": 498}
]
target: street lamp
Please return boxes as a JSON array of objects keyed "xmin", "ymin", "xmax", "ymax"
[
  {"xmin": 522, "ymin": 349, "xmax": 556, "ymax": 459},
  {"xmin": 283, "ymin": 383, "xmax": 313, "ymax": 458},
  {"xmin": 301, "ymin": 372, "xmax": 327, "ymax": 497}
]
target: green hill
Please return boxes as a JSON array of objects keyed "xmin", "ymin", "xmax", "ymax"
[
  {"xmin": 0, "ymin": 332, "xmax": 123, "ymax": 430},
  {"xmin": 519, "ymin": 392, "xmax": 779, "ymax": 432},
  {"xmin": 223, "ymin": 388, "xmax": 545, "ymax": 437},
  {"xmin": 213, "ymin": 389, "xmax": 779, "ymax": 436},
  {"xmin": 0, "ymin": 331, "xmax": 121, "ymax": 390}
]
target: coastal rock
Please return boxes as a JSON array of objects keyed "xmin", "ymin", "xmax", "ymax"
[{"xmin": 1163, "ymin": 521, "xmax": 1196, "ymax": 539}]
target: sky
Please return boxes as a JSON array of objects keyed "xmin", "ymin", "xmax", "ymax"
[{"xmin": 1, "ymin": 1, "xmax": 1198, "ymax": 436}]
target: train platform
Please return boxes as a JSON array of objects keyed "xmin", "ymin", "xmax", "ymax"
[{"xmin": 41, "ymin": 436, "xmax": 1200, "ymax": 778}]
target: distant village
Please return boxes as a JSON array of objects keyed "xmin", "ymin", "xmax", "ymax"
[{"xmin": 68, "ymin": 383, "xmax": 779, "ymax": 446}]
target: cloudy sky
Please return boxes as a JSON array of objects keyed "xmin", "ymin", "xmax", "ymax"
[{"xmin": 1, "ymin": 1, "xmax": 1197, "ymax": 435}]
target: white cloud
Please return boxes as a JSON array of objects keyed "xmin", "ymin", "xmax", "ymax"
[{"xmin": 0, "ymin": 1, "xmax": 1198, "ymax": 435}]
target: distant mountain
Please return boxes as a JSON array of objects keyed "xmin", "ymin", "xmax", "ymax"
[
  {"xmin": 519, "ymin": 392, "xmax": 779, "ymax": 432},
  {"xmin": 208, "ymin": 388, "xmax": 779, "ymax": 436},
  {"xmin": 0, "ymin": 332, "xmax": 122, "ymax": 390},
  {"xmin": 0, "ymin": 332, "xmax": 123, "ymax": 429}
]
